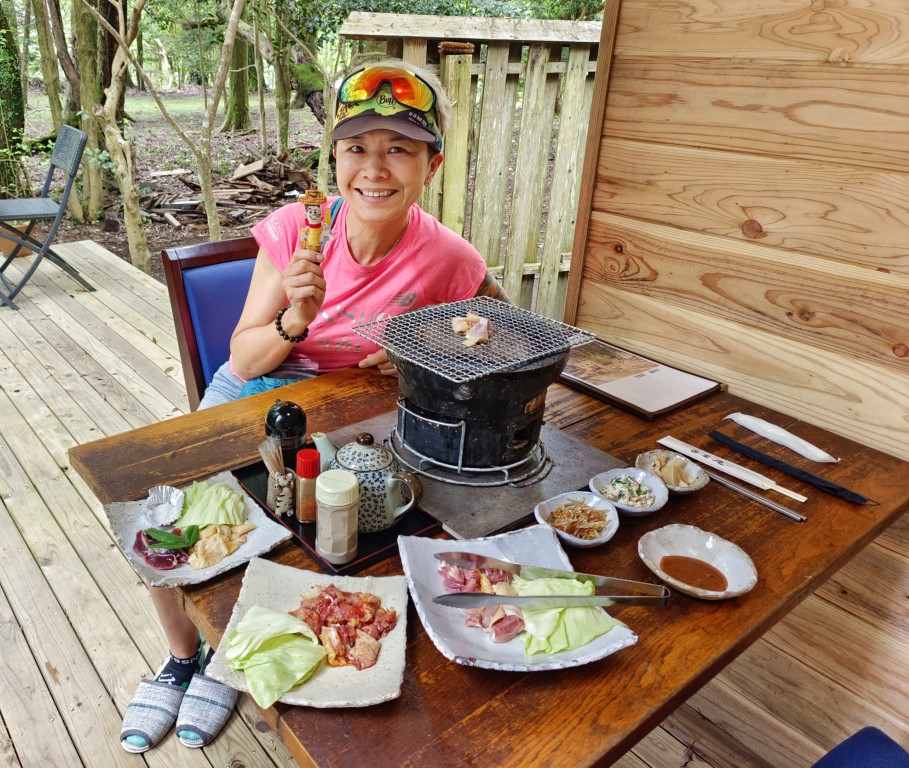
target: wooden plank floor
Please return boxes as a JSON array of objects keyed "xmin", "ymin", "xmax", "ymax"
[{"xmin": 0, "ymin": 241, "xmax": 906, "ymax": 768}]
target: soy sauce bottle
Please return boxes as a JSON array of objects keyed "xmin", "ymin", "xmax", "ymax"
[{"xmin": 265, "ymin": 399, "xmax": 307, "ymax": 469}]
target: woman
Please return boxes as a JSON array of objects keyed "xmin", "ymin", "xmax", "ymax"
[{"xmin": 121, "ymin": 60, "xmax": 509, "ymax": 753}]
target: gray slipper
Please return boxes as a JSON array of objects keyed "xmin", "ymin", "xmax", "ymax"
[
  {"xmin": 175, "ymin": 674, "xmax": 237, "ymax": 748},
  {"xmin": 120, "ymin": 679, "xmax": 186, "ymax": 753}
]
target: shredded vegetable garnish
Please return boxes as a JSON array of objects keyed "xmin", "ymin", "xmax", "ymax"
[{"xmin": 548, "ymin": 498, "xmax": 608, "ymax": 540}]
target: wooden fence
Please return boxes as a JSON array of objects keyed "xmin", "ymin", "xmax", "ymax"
[{"xmin": 339, "ymin": 13, "xmax": 602, "ymax": 319}]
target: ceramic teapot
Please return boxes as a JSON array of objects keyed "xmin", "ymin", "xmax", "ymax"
[{"xmin": 328, "ymin": 432, "xmax": 422, "ymax": 533}]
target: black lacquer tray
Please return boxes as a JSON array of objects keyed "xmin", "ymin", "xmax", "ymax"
[{"xmin": 233, "ymin": 462, "xmax": 441, "ymax": 575}]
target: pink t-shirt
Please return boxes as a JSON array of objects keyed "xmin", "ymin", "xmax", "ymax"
[{"xmin": 250, "ymin": 199, "xmax": 488, "ymax": 372}]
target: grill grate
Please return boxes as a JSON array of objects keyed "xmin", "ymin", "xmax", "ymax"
[{"xmin": 353, "ymin": 296, "xmax": 595, "ymax": 384}]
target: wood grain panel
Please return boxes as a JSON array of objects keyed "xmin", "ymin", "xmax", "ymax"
[
  {"xmin": 717, "ymin": 635, "xmax": 908, "ymax": 754},
  {"xmin": 592, "ymin": 137, "xmax": 909, "ymax": 270},
  {"xmin": 573, "ymin": 280, "xmax": 909, "ymax": 459},
  {"xmin": 764, "ymin": 593, "xmax": 909, "ymax": 719},
  {"xmin": 583, "ymin": 212, "xmax": 909, "ymax": 369},
  {"xmin": 614, "ymin": 0, "xmax": 909, "ymax": 65},
  {"xmin": 602, "ymin": 60, "xmax": 909, "ymax": 172}
]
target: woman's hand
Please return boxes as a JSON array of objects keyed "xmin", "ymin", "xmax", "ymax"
[
  {"xmin": 281, "ymin": 245, "xmax": 327, "ymax": 329},
  {"xmin": 359, "ymin": 349, "xmax": 397, "ymax": 377}
]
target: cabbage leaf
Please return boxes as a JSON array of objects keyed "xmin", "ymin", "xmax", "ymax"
[
  {"xmin": 175, "ymin": 481, "xmax": 246, "ymax": 527},
  {"xmin": 513, "ymin": 576, "xmax": 623, "ymax": 655},
  {"xmin": 225, "ymin": 606, "xmax": 326, "ymax": 708}
]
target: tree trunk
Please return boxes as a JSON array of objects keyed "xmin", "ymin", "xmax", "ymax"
[
  {"xmin": 0, "ymin": 0, "xmax": 26, "ymax": 196},
  {"xmin": 93, "ymin": 0, "xmax": 151, "ymax": 273},
  {"xmin": 31, "ymin": 0, "xmax": 64, "ymax": 129},
  {"xmin": 220, "ymin": 32, "xmax": 250, "ymax": 132},
  {"xmin": 48, "ymin": 0, "xmax": 79, "ymax": 97},
  {"xmin": 273, "ymin": 30, "xmax": 290, "ymax": 155},
  {"xmin": 135, "ymin": 26, "xmax": 144, "ymax": 91},
  {"xmin": 253, "ymin": 11, "xmax": 266, "ymax": 154},
  {"xmin": 75, "ymin": 0, "xmax": 103, "ymax": 220},
  {"xmin": 18, "ymin": 0, "xmax": 30, "ymax": 109}
]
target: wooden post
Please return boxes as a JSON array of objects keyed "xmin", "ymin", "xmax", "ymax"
[{"xmin": 439, "ymin": 42, "xmax": 474, "ymax": 236}]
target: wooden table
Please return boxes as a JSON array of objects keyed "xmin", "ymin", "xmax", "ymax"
[{"xmin": 69, "ymin": 368, "xmax": 909, "ymax": 767}]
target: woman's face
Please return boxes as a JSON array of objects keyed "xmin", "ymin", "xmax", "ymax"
[{"xmin": 334, "ymin": 130, "xmax": 443, "ymax": 228}]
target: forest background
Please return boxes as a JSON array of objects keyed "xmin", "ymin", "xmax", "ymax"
[{"xmin": 0, "ymin": 0, "xmax": 602, "ymax": 282}]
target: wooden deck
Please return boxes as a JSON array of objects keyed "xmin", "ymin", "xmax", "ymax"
[{"xmin": 0, "ymin": 241, "xmax": 906, "ymax": 767}]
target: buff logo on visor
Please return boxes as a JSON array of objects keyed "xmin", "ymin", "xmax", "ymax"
[{"xmin": 333, "ymin": 76, "xmax": 443, "ymax": 152}]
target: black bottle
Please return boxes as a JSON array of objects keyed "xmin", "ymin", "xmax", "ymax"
[{"xmin": 264, "ymin": 399, "xmax": 307, "ymax": 469}]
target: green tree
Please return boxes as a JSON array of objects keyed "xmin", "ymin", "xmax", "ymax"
[{"xmin": 0, "ymin": 0, "xmax": 25, "ymax": 196}]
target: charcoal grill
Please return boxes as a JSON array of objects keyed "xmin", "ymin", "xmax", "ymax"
[{"xmin": 354, "ymin": 297, "xmax": 595, "ymax": 479}]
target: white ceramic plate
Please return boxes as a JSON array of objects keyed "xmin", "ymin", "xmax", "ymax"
[
  {"xmin": 533, "ymin": 491, "xmax": 619, "ymax": 548},
  {"xmin": 206, "ymin": 558, "xmax": 407, "ymax": 707},
  {"xmin": 398, "ymin": 525, "xmax": 638, "ymax": 672},
  {"xmin": 634, "ymin": 450, "xmax": 709, "ymax": 493},
  {"xmin": 104, "ymin": 471, "xmax": 292, "ymax": 587},
  {"xmin": 638, "ymin": 524, "xmax": 758, "ymax": 600},
  {"xmin": 589, "ymin": 467, "xmax": 669, "ymax": 516}
]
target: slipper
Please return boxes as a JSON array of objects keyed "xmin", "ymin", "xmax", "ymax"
[
  {"xmin": 175, "ymin": 674, "xmax": 238, "ymax": 748},
  {"xmin": 120, "ymin": 679, "xmax": 186, "ymax": 753}
]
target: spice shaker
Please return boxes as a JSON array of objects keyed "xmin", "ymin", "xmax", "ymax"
[
  {"xmin": 265, "ymin": 399, "xmax": 307, "ymax": 469},
  {"xmin": 295, "ymin": 448, "xmax": 320, "ymax": 524},
  {"xmin": 315, "ymin": 469, "xmax": 359, "ymax": 564}
]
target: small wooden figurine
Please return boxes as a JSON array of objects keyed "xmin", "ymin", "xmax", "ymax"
[{"xmin": 299, "ymin": 187, "xmax": 328, "ymax": 252}]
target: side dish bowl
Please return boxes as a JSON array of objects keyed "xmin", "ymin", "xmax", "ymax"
[
  {"xmin": 635, "ymin": 450, "xmax": 709, "ymax": 493},
  {"xmin": 533, "ymin": 491, "xmax": 619, "ymax": 548},
  {"xmin": 637, "ymin": 524, "xmax": 757, "ymax": 600},
  {"xmin": 589, "ymin": 468, "xmax": 669, "ymax": 516}
]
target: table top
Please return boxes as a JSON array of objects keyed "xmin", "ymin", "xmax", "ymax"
[{"xmin": 69, "ymin": 367, "xmax": 909, "ymax": 768}]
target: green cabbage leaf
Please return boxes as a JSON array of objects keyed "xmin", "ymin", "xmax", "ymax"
[
  {"xmin": 225, "ymin": 606, "xmax": 326, "ymax": 708},
  {"xmin": 175, "ymin": 481, "xmax": 246, "ymax": 527},
  {"xmin": 513, "ymin": 576, "xmax": 624, "ymax": 655}
]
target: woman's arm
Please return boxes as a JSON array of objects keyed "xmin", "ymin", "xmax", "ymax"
[
  {"xmin": 229, "ymin": 246, "xmax": 326, "ymax": 380},
  {"xmin": 474, "ymin": 270, "xmax": 511, "ymax": 302}
]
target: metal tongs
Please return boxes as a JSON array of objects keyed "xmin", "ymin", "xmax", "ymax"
[{"xmin": 432, "ymin": 552, "xmax": 670, "ymax": 610}]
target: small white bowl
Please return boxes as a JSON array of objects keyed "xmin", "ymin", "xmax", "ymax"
[
  {"xmin": 589, "ymin": 468, "xmax": 669, "ymax": 516},
  {"xmin": 533, "ymin": 492, "xmax": 619, "ymax": 548},
  {"xmin": 635, "ymin": 450, "xmax": 709, "ymax": 494},
  {"xmin": 638, "ymin": 524, "xmax": 757, "ymax": 600}
]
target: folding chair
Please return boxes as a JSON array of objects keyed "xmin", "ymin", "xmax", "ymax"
[
  {"xmin": 0, "ymin": 124, "xmax": 95, "ymax": 309},
  {"xmin": 162, "ymin": 237, "xmax": 259, "ymax": 410}
]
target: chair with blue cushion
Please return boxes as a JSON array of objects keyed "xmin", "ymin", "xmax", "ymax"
[
  {"xmin": 162, "ymin": 237, "xmax": 258, "ymax": 410},
  {"xmin": 0, "ymin": 124, "xmax": 94, "ymax": 309},
  {"xmin": 812, "ymin": 727, "xmax": 909, "ymax": 768}
]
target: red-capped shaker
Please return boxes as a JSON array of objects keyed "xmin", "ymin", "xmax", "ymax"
[{"xmin": 295, "ymin": 448, "xmax": 321, "ymax": 523}]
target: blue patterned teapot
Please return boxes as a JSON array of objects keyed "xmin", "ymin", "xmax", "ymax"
[{"xmin": 328, "ymin": 432, "xmax": 422, "ymax": 533}]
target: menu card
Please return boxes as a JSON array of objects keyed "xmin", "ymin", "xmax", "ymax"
[{"xmin": 559, "ymin": 339, "xmax": 722, "ymax": 420}]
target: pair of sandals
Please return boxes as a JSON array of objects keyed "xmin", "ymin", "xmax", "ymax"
[{"xmin": 121, "ymin": 651, "xmax": 237, "ymax": 753}]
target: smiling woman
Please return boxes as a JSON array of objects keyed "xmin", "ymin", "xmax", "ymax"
[{"xmin": 121, "ymin": 59, "xmax": 512, "ymax": 756}]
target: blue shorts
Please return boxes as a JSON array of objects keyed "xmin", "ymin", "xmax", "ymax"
[{"xmin": 197, "ymin": 361, "xmax": 318, "ymax": 410}]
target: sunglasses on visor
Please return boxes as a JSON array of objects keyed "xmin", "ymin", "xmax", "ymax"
[{"xmin": 338, "ymin": 66, "xmax": 437, "ymax": 112}]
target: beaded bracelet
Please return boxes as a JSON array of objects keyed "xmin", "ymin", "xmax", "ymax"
[{"xmin": 274, "ymin": 306, "xmax": 309, "ymax": 343}]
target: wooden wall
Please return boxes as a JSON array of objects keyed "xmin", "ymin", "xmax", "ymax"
[
  {"xmin": 565, "ymin": 0, "xmax": 909, "ymax": 461},
  {"xmin": 567, "ymin": 2, "xmax": 909, "ymax": 766}
]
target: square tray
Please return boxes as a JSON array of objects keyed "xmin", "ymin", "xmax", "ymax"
[{"xmin": 233, "ymin": 462, "xmax": 441, "ymax": 575}]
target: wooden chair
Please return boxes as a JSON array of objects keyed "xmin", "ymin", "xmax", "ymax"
[
  {"xmin": 162, "ymin": 237, "xmax": 259, "ymax": 410},
  {"xmin": 0, "ymin": 125, "xmax": 94, "ymax": 309}
]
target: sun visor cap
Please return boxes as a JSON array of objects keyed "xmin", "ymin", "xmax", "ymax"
[{"xmin": 331, "ymin": 85, "xmax": 443, "ymax": 152}]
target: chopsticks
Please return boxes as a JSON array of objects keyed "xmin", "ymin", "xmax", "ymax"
[
  {"xmin": 658, "ymin": 436, "xmax": 807, "ymax": 503},
  {"xmin": 701, "ymin": 467, "xmax": 806, "ymax": 522}
]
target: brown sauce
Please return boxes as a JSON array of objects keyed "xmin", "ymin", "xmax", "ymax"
[{"xmin": 659, "ymin": 555, "xmax": 728, "ymax": 592}]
